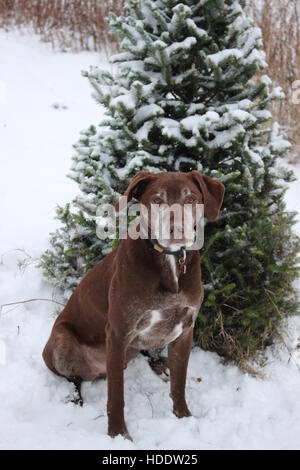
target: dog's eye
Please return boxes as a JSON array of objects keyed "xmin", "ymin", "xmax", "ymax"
[
  {"xmin": 185, "ymin": 195, "xmax": 197, "ymax": 204},
  {"xmin": 152, "ymin": 197, "xmax": 163, "ymax": 205}
]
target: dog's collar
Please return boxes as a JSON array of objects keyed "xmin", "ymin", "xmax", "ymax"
[
  {"xmin": 141, "ymin": 221, "xmax": 187, "ymax": 274},
  {"xmin": 147, "ymin": 238, "xmax": 187, "ymax": 274},
  {"xmin": 146, "ymin": 237, "xmax": 185, "ymax": 256}
]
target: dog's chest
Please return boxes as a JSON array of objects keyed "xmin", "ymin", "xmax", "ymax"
[{"xmin": 130, "ymin": 297, "xmax": 198, "ymax": 350}]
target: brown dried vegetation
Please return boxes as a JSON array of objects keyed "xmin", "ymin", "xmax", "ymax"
[
  {"xmin": 0, "ymin": 0, "xmax": 299, "ymax": 158},
  {"xmin": 248, "ymin": 0, "xmax": 300, "ymax": 160},
  {"xmin": 0, "ymin": 0, "xmax": 124, "ymax": 53}
]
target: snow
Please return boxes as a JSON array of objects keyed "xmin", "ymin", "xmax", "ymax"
[
  {"xmin": 207, "ymin": 49, "xmax": 242, "ymax": 67},
  {"xmin": 1, "ymin": 30, "xmax": 300, "ymax": 450},
  {"xmin": 186, "ymin": 19, "xmax": 208, "ymax": 41},
  {"xmin": 208, "ymin": 124, "xmax": 245, "ymax": 149},
  {"xmin": 111, "ymin": 92, "xmax": 136, "ymax": 112},
  {"xmin": 134, "ymin": 104, "xmax": 164, "ymax": 125},
  {"xmin": 230, "ymin": 109, "xmax": 256, "ymax": 123},
  {"xmin": 270, "ymin": 123, "xmax": 292, "ymax": 154},
  {"xmin": 165, "ymin": 37, "xmax": 197, "ymax": 56},
  {"xmin": 0, "ymin": 30, "xmax": 104, "ymax": 256},
  {"xmin": 181, "ymin": 111, "xmax": 220, "ymax": 132}
]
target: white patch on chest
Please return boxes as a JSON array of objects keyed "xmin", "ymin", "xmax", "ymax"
[
  {"xmin": 139, "ymin": 309, "xmax": 162, "ymax": 336},
  {"xmin": 188, "ymin": 306, "xmax": 198, "ymax": 321},
  {"xmin": 166, "ymin": 254, "xmax": 178, "ymax": 284},
  {"xmin": 169, "ymin": 321, "xmax": 183, "ymax": 342}
]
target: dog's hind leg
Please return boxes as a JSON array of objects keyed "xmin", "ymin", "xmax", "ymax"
[{"xmin": 43, "ymin": 323, "xmax": 106, "ymax": 383}]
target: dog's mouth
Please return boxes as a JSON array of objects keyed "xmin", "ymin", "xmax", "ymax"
[
  {"xmin": 157, "ymin": 233, "xmax": 196, "ymax": 250},
  {"xmin": 153, "ymin": 222, "xmax": 197, "ymax": 250},
  {"xmin": 156, "ymin": 218, "xmax": 197, "ymax": 248}
]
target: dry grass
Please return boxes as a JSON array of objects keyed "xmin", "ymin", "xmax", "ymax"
[
  {"xmin": 0, "ymin": 0, "xmax": 124, "ymax": 53},
  {"xmin": 248, "ymin": 0, "xmax": 300, "ymax": 161},
  {"xmin": 0, "ymin": 0, "xmax": 299, "ymax": 158}
]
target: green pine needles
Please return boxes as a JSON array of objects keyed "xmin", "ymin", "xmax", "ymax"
[{"xmin": 40, "ymin": 0, "xmax": 300, "ymax": 364}]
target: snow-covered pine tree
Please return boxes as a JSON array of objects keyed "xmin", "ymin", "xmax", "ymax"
[{"xmin": 41, "ymin": 0, "xmax": 300, "ymax": 363}]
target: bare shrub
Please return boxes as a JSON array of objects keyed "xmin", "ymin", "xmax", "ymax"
[
  {"xmin": 248, "ymin": 0, "xmax": 300, "ymax": 161},
  {"xmin": 0, "ymin": 0, "xmax": 124, "ymax": 53}
]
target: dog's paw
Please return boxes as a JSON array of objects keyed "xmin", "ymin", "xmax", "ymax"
[
  {"xmin": 64, "ymin": 391, "xmax": 84, "ymax": 407},
  {"xmin": 173, "ymin": 403, "xmax": 192, "ymax": 419},
  {"xmin": 122, "ymin": 430, "xmax": 133, "ymax": 442},
  {"xmin": 148, "ymin": 356, "xmax": 170, "ymax": 382},
  {"xmin": 109, "ymin": 426, "xmax": 132, "ymax": 441},
  {"xmin": 71, "ymin": 395, "xmax": 84, "ymax": 407}
]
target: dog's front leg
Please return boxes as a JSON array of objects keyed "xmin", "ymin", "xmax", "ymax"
[
  {"xmin": 106, "ymin": 324, "xmax": 130, "ymax": 440},
  {"xmin": 168, "ymin": 327, "xmax": 193, "ymax": 418}
]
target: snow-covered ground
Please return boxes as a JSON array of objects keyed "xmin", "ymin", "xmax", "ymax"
[{"xmin": 0, "ymin": 30, "xmax": 300, "ymax": 450}]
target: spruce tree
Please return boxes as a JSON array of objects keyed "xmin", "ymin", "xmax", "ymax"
[{"xmin": 41, "ymin": 0, "xmax": 300, "ymax": 363}]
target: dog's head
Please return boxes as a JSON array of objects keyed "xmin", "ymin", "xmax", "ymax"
[{"xmin": 115, "ymin": 171, "xmax": 225, "ymax": 251}]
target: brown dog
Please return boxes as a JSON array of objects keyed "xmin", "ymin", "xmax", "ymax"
[{"xmin": 43, "ymin": 170, "xmax": 225, "ymax": 439}]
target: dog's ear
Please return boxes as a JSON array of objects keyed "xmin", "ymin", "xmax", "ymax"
[
  {"xmin": 189, "ymin": 170, "xmax": 225, "ymax": 221},
  {"xmin": 115, "ymin": 171, "xmax": 154, "ymax": 212}
]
